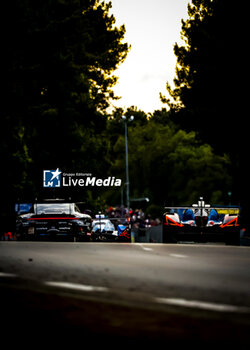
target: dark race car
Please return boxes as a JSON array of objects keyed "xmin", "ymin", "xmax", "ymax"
[
  {"xmin": 16, "ymin": 201, "xmax": 92, "ymax": 241},
  {"xmin": 163, "ymin": 197, "xmax": 240, "ymax": 245}
]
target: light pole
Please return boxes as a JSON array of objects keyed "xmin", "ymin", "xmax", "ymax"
[{"xmin": 122, "ymin": 115, "xmax": 134, "ymax": 211}]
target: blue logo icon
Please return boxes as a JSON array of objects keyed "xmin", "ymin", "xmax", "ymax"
[{"xmin": 43, "ymin": 169, "xmax": 61, "ymax": 187}]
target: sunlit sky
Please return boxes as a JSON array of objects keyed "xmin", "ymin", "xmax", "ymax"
[{"xmin": 106, "ymin": 0, "xmax": 190, "ymax": 113}]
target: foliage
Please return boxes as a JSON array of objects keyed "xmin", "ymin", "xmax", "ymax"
[
  {"xmin": 107, "ymin": 112, "xmax": 232, "ymax": 206},
  {"xmin": 162, "ymin": 0, "xmax": 240, "ymax": 153}
]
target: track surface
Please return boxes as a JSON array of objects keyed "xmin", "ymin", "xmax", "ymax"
[{"xmin": 1, "ymin": 241, "xmax": 250, "ymax": 347}]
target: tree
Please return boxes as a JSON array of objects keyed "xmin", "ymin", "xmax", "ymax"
[
  {"xmin": 1, "ymin": 0, "xmax": 129, "ymax": 232},
  {"xmin": 162, "ymin": 0, "xmax": 240, "ymax": 150},
  {"xmin": 161, "ymin": 0, "xmax": 244, "ymax": 205},
  {"xmin": 108, "ymin": 114, "xmax": 232, "ymax": 206}
]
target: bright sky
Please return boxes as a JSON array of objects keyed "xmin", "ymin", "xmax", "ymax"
[{"xmin": 106, "ymin": 0, "xmax": 190, "ymax": 113}]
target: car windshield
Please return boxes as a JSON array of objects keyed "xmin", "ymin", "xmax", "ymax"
[
  {"xmin": 36, "ymin": 203, "xmax": 73, "ymax": 215},
  {"xmin": 93, "ymin": 220, "xmax": 115, "ymax": 231},
  {"xmin": 93, "ymin": 221, "xmax": 107, "ymax": 226}
]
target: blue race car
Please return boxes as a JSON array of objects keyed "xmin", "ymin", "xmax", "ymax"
[
  {"xmin": 163, "ymin": 197, "xmax": 240, "ymax": 245},
  {"xmin": 92, "ymin": 214, "xmax": 131, "ymax": 242}
]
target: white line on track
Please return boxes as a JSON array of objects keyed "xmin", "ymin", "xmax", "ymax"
[
  {"xmin": 137, "ymin": 244, "xmax": 153, "ymax": 251},
  {"xmin": 155, "ymin": 297, "xmax": 250, "ymax": 313},
  {"xmin": 169, "ymin": 254, "xmax": 188, "ymax": 258},
  {"xmin": 0, "ymin": 272, "xmax": 17, "ymax": 278},
  {"xmin": 142, "ymin": 247, "xmax": 153, "ymax": 251},
  {"xmin": 44, "ymin": 281, "xmax": 108, "ymax": 293},
  {"xmin": 2, "ymin": 271, "xmax": 250, "ymax": 314}
]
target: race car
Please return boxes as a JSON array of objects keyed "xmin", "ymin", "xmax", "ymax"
[
  {"xmin": 92, "ymin": 215, "xmax": 118, "ymax": 241},
  {"xmin": 16, "ymin": 200, "xmax": 92, "ymax": 241},
  {"xmin": 163, "ymin": 197, "xmax": 240, "ymax": 245},
  {"xmin": 91, "ymin": 214, "xmax": 131, "ymax": 242}
]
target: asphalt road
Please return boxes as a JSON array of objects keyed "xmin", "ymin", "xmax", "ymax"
[{"xmin": 1, "ymin": 241, "xmax": 250, "ymax": 347}]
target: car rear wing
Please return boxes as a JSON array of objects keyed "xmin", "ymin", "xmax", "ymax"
[
  {"xmin": 164, "ymin": 206, "xmax": 240, "ymax": 213},
  {"xmin": 164, "ymin": 198, "xmax": 240, "ymax": 215}
]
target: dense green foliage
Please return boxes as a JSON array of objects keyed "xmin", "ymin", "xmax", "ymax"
[{"xmin": 103, "ymin": 107, "xmax": 232, "ymax": 210}]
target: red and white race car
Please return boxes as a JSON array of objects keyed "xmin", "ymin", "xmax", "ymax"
[{"xmin": 16, "ymin": 200, "xmax": 92, "ymax": 241}]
